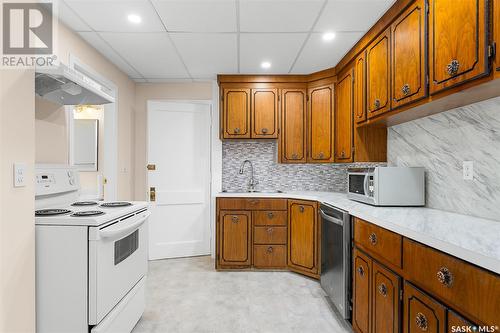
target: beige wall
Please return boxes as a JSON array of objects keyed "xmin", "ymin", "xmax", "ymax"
[
  {"xmin": 35, "ymin": 96, "xmax": 68, "ymax": 164},
  {"xmin": 0, "ymin": 69, "xmax": 36, "ymax": 333},
  {"xmin": 133, "ymin": 82, "xmax": 213, "ymax": 200}
]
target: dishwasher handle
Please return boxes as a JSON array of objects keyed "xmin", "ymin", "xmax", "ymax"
[{"xmin": 320, "ymin": 209, "xmax": 345, "ymax": 226}]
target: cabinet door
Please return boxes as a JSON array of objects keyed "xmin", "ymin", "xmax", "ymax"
[
  {"xmin": 252, "ymin": 88, "xmax": 279, "ymax": 139},
  {"xmin": 447, "ymin": 310, "xmax": 476, "ymax": 333},
  {"xmin": 222, "ymin": 88, "xmax": 251, "ymax": 139},
  {"xmin": 352, "ymin": 248, "xmax": 372, "ymax": 333},
  {"xmin": 367, "ymin": 28, "xmax": 391, "ymax": 118},
  {"xmin": 219, "ymin": 211, "xmax": 252, "ymax": 267},
  {"xmin": 354, "ymin": 52, "xmax": 367, "ymax": 124},
  {"xmin": 429, "ymin": 0, "xmax": 489, "ymax": 94},
  {"xmin": 307, "ymin": 84, "xmax": 334, "ymax": 163},
  {"xmin": 335, "ymin": 69, "xmax": 354, "ymax": 162},
  {"xmin": 279, "ymin": 89, "xmax": 307, "ymax": 163},
  {"xmin": 495, "ymin": 0, "xmax": 500, "ymax": 78},
  {"xmin": 372, "ymin": 262, "xmax": 400, "ymax": 333},
  {"xmin": 391, "ymin": 0, "xmax": 427, "ymax": 108},
  {"xmin": 403, "ymin": 282, "xmax": 446, "ymax": 333},
  {"xmin": 287, "ymin": 200, "xmax": 318, "ymax": 276}
]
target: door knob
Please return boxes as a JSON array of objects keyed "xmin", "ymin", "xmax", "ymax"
[{"xmin": 149, "ymin": 187, "xmax": 156, "ymax": 202}]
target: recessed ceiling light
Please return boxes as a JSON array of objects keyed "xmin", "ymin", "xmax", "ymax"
[
  {"xmin": 261, "ymin": 61, "xmax": 271, "ymax": 69},
  {"xmin": 322, "ymin": 32, "xmax": 336, "ymax": 41},
  {"xmin": 127, "ymin": 14, "xmax": 142, "ymax": 24}
]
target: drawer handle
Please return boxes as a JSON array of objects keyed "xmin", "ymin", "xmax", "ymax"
[
  {"xmin": 261, "ymin": 128, "xmax": 268, "ymax": 134},
  {"xmin": 231, "ymin": 216, "xmax": 239, "ymax": 223},
  {"xmin": 357, "ymin": 266, "xmax": 365, "ymax": 277},
  {"xmin": 267, "ymin": 246, "xmax": 274, "ymax": 253},
  {"xmin": 415, "ymin": 312, "xmax": 428, "ymax": 331},
  {"xmin": 233, "ymin": 127, "xmax": 241, "ymax": 134},
  {"xmin": 267, "ymin": 212, "xmax": 274, "ymax": 219},
  {"xmin": 446, "ymin": 59, "xmax": 460, "ymax": 76},
  {"xmin": 402, "ymin": 83, "xmax": 411, "ymax": 96},
  {"xmin": 266, "ymin": 227, "xmax": 273, "ymax": 234},
  {"xmin": 368, "ymin": 232, "xmax": 377, "ymax": 245},
  {"xmin": 436, "ymin": 267, "xmax": 454, "ymax": 287},
  {"xmin": 299, "ymin": 205, "xmax": 305, "ymax": 213},
  {"xmin": 374, "ymin": 99, "xmax": 381, "ymax": 109},
  {"xmin": 249, "ymin": 199, "xmax": 260, "ymax": 205},
  {"xmin": 378, "ymin": 283, "xmax": 387, "ymax": 297}
]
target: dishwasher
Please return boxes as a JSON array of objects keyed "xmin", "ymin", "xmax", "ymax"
[{"xmin": 320, "ymin": 202, "xmax": 351, "ymax": 320}]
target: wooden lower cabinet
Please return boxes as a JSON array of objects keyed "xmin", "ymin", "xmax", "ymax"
[
  {"xmin": 287, "ymin": 200, "xmax": 319, "ymax": 277},
  {"xmin": 218, "ymin": 210, "xmax": 252, "ymax": 267},
  {"xmin": 403, "ymin": 282, "xmax": 446, "ymax": 333},
  {"xmin": 353, "ymin": 248, "xmax": 372, "ymax": 333},
  {"xmin": 253, "ymin": 245, "xmax": 286, "ymax": 268}
]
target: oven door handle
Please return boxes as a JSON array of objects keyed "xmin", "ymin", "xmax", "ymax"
[
  {"xmin": 320, "ymin": 210, "xmax": 344, "ymax": 226},
  {"xmin": 99, "ymin": 211, "xmax": 151, "ymax": 240}
]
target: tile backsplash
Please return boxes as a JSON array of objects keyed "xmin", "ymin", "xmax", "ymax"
[
  {"xmin": 388, "ymin": 96, "xmax": 500, "ymax": 221},
  {"xmin": 222, "ymin": 141, "xmax": 383, "ymax": 192}
]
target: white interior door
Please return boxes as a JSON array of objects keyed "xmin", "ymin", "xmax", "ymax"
[{"xmin": 147, "ymin": 101, "xmax": 211, "ymax": 260}]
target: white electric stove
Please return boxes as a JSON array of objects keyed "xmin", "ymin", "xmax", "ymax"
[{"xmin": 35, "ymin": 164, "xmax": 150, "ymax": 333}]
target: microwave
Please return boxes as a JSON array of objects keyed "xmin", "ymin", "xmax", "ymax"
[{"xmin": 347, "ymin": 167, "xmax": 425, "ymax": 206}]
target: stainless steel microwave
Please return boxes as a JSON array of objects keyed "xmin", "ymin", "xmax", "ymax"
[{"xmin": 347, "ymin": 167, "xmax": 425, "ymax": 206}]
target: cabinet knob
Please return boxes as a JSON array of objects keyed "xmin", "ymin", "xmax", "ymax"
[
  {"xmin": 341, "ymin": 150, "xmax": 346, "ymax": 158},
  {"xmin": 231, "ymin": 216, "xmax": 239, "ymax": 223},
  {"xmin": 291, "ymin": 153, "xmax": 298, "ymax": 159},
  {"xmin": 436, "ymin": 267, "xmax": 453, "ymax": 287},
  {"xmin": 446, "ymin": 59, "xmax": 460, "ymax": 76},
  {"xmin": 267, "ymin": 246, "xmax": 274, "ymax": 253},
  {"xmin": 233, "ymin": 127, "xmax": 241, "ymax": 134},
  {"xmin": 374, "ymin": 99, "xmax": 381, "ymax": 109},
  {"xmin": 402, "ymin": 83, "xmax": 411, "ymax": 96},
  {"xmin": 299, "ymin": 205, "xmax": 305, "ymax": 213},
  {"xmin": 267, "ymin": 227, "xmax": 273, "ymax": 234},
  {"xmin": 368, "ymin": 232, "xmax": 377, "ymax": 245},
  {"xmin": 261, "ymin": 128, "xmax": 268, "ymax": 134},
  {"xmin": 357, "ymin": 266, "xmax": 365, "ymax": 277},
  {"xmin": 267, "ymin": 212, "xmax": 274, "ymax": 219},
  {"xmin": 415, "ymin": 312, "xmax": 428, "ymax": 331},
  {"xmin": 249, "ymin": 199, "xmax": 260, "ymax": 205},
  {"xmin": 378, "ymin": 283, "xmax": 388, "ymax": 297},
  {"xmin": 318, "ymin": 152, "xmax": 324, "ymax": 159}
]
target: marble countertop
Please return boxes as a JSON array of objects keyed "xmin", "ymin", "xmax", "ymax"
[{"xmin": 216, "ymin": 191, "xmax": 500, "ymax": 274}]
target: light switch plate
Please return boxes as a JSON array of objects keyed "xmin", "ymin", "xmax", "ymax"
[
  {"xmin": 463, "ymin": 161, "xmax": 474, "ymax": 180},
  {"xmin": 13, "ymin": 163, "xmax": 27, "ymax": 187}
]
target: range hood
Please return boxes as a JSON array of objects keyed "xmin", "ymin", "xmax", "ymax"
[{"xmin": 35, "ymin": 64, "xmax": 115, "ymax": 105}]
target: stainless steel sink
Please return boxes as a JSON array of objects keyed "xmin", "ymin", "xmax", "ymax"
[{"xmin": 221, "ymin": 189, "xmax": 284, "ymax": 194}]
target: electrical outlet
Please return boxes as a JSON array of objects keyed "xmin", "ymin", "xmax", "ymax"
[
  {"xmin": 13, "ymin": 163, "xmax": 27, "ymax": 187},
  {"xmin": 463, "ymin": 161, "xmax": 474, "ymax": 180}
]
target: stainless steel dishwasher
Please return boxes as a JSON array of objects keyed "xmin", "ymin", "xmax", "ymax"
[{"xmin": 320, "ymin": 203, "xmax": 351, "ymax": 319}]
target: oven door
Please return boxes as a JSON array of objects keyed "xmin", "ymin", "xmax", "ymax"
[{"xmin": 88, "ymin": 210, "xmax": 150, "ymax": 325}]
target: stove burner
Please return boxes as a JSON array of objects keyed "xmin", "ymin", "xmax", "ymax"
[
  {"xmin": 72, "ymin": 211, "xmax": 105, "ymax": 217},
  {"xmin": 35, "ymin": 209, "xmax": 72, "ymax": 217},
  {"xmin": 100, "ymin": 202, "xmax": 132, "ymax": 208},
  {"xmin": 72, "ymin": 201, "xmax": 98, "ymax": 207}
]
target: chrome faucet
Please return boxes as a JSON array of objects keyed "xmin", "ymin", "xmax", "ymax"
[{"xmin": 239, "ymin": 160, "xmax": 258, "ymax": 192}]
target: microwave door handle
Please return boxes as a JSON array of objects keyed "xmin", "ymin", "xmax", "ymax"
[
  {"xmin": 99, "ymin": 211, "xmax": 151, "ymax": 240},
  {"xmin": 363, "ymin": 175, "xmax": 369, "ymax": 195}
]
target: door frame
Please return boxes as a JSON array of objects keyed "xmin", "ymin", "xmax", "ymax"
[{"xmin": 146, "ymin": 99, "xmax": 215, "ymax": 257}]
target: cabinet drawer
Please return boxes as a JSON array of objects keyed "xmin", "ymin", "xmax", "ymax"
[
  {"xmin": 254, "ymin": 226, "xmax": 287, "ymax": 244},
  {"xmin": 354, "ymin": 218, "xmax": 402, "ymax": 268},
  {"xmin": 403, "ymin": 238, "xmax": 500, "ymax": 325},
  {"xmin": 253, "ymin": 211, "xmax": 287, "ymax": 226},
  {"xmin": 217, "ymin": 198, "xmax": 287, "ymax": 211},
  {"xmin": 253, "ymin": 245, "xmax": 286, "ymax": 268}
]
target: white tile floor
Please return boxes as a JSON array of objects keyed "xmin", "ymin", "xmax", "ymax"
[{"xmin": 132, "ymin": 256, "xmax": 352, "ymax": 333}]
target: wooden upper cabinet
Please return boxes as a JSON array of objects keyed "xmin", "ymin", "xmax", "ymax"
[
  {"xmin": 307, "ymin": 84, "xmax": 334, "ymax": 163},
  {"xmin": 352, "ymin": 248, "xmax": 371, "ymax": 333},
  {"xmin": 287, "ymin": 200, "xmax": 318, "ymax": 277},
  {"xmin": 335, "ymin": 69, "xmax": 354, "ymax": 162},
  {"xmin": 372, "ymin": 262, "xmax": 400, "ymax": 333},
  {"xmin": 429, "ymin": 0, "xmax": 489, "ymax": 94},
  {"xmin": 391, "ymin": 0, "xmax": 427, "ymax": 108},
  {"xmin": 495, "ymin": 0, "xmax": 500, "ymax": 78},
  {"xmin": 403, "ymin": 282, "xmax": 446, "ymax": 333},
  {"xmin": 367, "ymin": 28, "xmax": 391, "ymax": 118},
  {"xmin": 354, "ymin": 52, "xmax": 367, "ymax": 124},
  {"xmin": 252, "ymin": 88, "xmax": 279, "ymax": 139},
  {"xmin": 222, "ymin": 88, "xmax": 251, "ymax": 139},
  {"xmin": 279, "ymin": 89, "xmax": 307, "ymax": 163},
  {"xmin": 219, "ymin": 211, "xmax": 252, "ymax": 267}
]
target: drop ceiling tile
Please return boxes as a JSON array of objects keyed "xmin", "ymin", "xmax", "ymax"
[
  {"xmin": 292, "ymin": 32, "xmax": 364, "ymax": 73},
  {"xmin": 145, "ymin": 78, "xmax": 195, "ymax": 83},
  {"xmin": 240, "ymin": 33, "xmax": 307, "ymax": 74},
  {"xmin": 78, "ymin": 32, "xmax": 143, "ymax": 78},
  {"xmin": 315, "ymin": 0, "xmax": 396, "ymax": 33},
  {"xmin": 57, "ymin": 1, "xmax": 92, "ymax": 32},
  {"xmin": 99, "ymin": 32, "xmax": 190, "ymax": 78},
  {"xmin": 240, "ymin": 0, "xmax": 324, "ymax": 32},
  {"xmin": 169, "ymin": 33, "xmax": 237, "ymax": 77},
  {"xmin": 64, "ymin": 0, "xmax": 165, "ymax": 32},
  {"xmin": 151, "ymin": 0, "xmax": 237, "ymax": 32}
]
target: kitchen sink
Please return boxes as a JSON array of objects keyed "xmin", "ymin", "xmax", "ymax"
[{"xmin": 221, "ymin": 189, "xmax": 284, "ymax": 194}]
